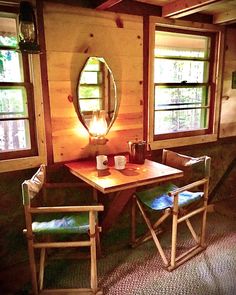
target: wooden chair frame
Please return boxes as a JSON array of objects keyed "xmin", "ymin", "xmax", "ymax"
[
  {"xmin": 22, "ymin": 164, "xmax": 103, "ymax": 295},
  {"xmin": 131, "ymin": 150, "xmax": 211, "ymax": 271}
]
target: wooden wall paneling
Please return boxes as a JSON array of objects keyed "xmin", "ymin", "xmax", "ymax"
[
  {"xmin": 37, "ymin": 0, "xmax": 53, "ymax": 164},
  {"xmin": 46, "ymin": 52, "xmax": 89, "ymax": 82},
  {"xmin": 43, "ymin": 2, "xmax": 143, "ymax": 162},
  {"xmin": 47, "ymin": 53, "xmax": 143, "ymax": 82},
  {"xmin": 147, "ymin": 17, "xmax": 155, "ymax": 147},
  {"xmin": 108, "ymin": 56, "xmax": 143, "ymax": 81},
  {"xmin": 219, "ymin": 27, "xmax": 236, "ymax": 137},
  {"xmin": 48, "ymin": 81, "xmax": 78, "ymax": 117},
  {"xmin": 143, "ymin": 15, "xmax": 149, "ymax": 141},
  {"xmin": 116, "ymin": 81, "xmax": 143, "ymax": 107},
  {"xmin": 107, "ymin": 128, "xmax": 144, "ymax": 150},
  {"xmin": 52, "ymin": 132, "xmax": 89, "ymax": 162},
  {"xmin": 45, "ymin": 28, "xmax": 143, "ymax": 57},
  {"xmin": 44, "ymin": 3, "xmax": 142, "ymax": 30}
]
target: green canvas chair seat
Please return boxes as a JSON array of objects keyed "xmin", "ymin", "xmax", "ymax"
[
  {"xmin": 137, "ymin": 183, "xmax": 204, "ymax": 211},
  {"xmin": 32, "ymin": 213, "xmax": 90, "ymax": 234}
]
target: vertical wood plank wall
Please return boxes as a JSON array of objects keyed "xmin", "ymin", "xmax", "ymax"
[
  {"xmin": 220, "ymin": 27, "xmax": 236, "ymax": 137},
  {"xmin": 43, "ymin": 2, "xmax": 143, "ymax": 162}
]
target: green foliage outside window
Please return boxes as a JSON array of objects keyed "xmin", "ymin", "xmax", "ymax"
[{"xmin": 154, "ymin": 30, "xmax": 211, "ymax": 136}]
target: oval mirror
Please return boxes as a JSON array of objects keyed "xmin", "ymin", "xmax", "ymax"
[{"xmin": 75, "ymin": 57, "xmax": 118, "ymax": 138}]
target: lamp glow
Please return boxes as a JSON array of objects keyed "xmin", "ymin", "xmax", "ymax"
[{"xmin": 89, "ymin": 110, "xmax": 108, "ymax": 145}]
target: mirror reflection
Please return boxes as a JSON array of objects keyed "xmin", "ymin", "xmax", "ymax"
[{"xmin": 76, "ymin": 57, "xmax": 117, "ymax": 137}]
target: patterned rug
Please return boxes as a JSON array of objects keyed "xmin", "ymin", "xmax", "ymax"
[{"xmin": 43, "ymin": 210, "xmax": 236, "ymax": 295}]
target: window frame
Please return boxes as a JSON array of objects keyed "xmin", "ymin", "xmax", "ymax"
[
  {"xmin": 147, "ymin": 17, "xmax": 225, "ymax": 150},
  {"xmin": 79, "ymin": 59, "xmax": 105, "ymax": 115},
  {"xmin": 0, "ymin": 4, "xmax": 46, "ymax": 172},
  {"xmin": 153, "ymin": 26, "xmax": 216, "ymax": 141},
  {"xmin": 0, "ymin": 7, "xmax": 38, "ymax": 160}
]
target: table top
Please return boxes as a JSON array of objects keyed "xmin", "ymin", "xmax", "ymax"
[{"xmin": 65, "ymin": 159, "xmax": 183, "ymax": 194}]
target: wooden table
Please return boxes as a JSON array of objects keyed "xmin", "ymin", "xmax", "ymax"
[{"xmin": 65, "ymin": 159, "xmax": 183, "ymax": 232}]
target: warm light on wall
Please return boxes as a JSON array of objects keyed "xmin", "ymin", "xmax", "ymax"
[{"xmin": 89, "ymin": 110, "xmax": 108, "ymax": 145}]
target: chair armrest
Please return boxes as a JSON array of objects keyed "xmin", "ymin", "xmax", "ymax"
[
  {"xmin": 29, "ymin": 205, "xmax": 104, "ymax": 214},
  {"xmin": 168, "ymin": 178, "xmax": 208, "ymax": 196}
]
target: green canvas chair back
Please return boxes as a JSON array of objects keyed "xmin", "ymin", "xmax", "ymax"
[
  {"xmin": 22, "ymin": 164, "xmax": 46, "ymax": 205},
  {"xmin": 162, "ymin": 149, "xmax": 211, "ymax": 185}
]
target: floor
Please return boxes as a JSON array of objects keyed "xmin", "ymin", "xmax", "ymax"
[{"xmin": 1, "ymin": 199, "xmax": 236, "ymax": 295}]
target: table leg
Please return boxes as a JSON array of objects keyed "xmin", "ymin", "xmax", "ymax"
[{"xmin": 101, "ymin": 188, "xmax": 136, "ymax": 232}]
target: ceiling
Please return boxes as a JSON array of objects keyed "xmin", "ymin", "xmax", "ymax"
[{"xmin": 95, "ymin": 0, "xmax": 236, "ymax": 25}]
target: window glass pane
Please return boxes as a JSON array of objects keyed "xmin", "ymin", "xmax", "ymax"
[
  {"xmin": 0, "ymin": 87, "xmax": 28, "ymax": 118},
  {"xmin": 80, "ymin": 72, "xmax": 99, "ymax": 84},
  {"xmin": 155, "ymin": 87, "xmax": 207, "ymax": 108},
  {"xmin": 0, "ymin": 119, "xmax": 30, "ymax": 152},
  {"xmin": 154, "ymin": 109, "xmax": 208, "ymax": 134},
  {"xmin": 85, "ymin": 58, "xmax": 100, "ymax": 71},
  {"xmin": 154, "ymin": 59, "xmax": 209, "ymax": 83},
  {"xmin": 79, "ymin": 99, "xmax": 102, "ymax": 112},
  {"xmin": 79, "ymin": 86, "xmax": 101, "ymax": 99},
  {"xmin": 0, "ymin": 17, "xmax": 17, "ymax": 47},
  {"xmin": 0, "ymin": 50, "xmax": 23, "ymax": 82},
  {"xmin": 155, "ymin": 31, "xmax": 210, "ymax": 59}
]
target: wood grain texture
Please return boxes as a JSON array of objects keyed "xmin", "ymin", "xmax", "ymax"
[{"xmin": 65, "ymin": 159, "xmax": 183, "ymax": 193}]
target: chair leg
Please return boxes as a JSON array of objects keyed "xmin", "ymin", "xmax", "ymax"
[
  {"xmin": 27, "ymin": 239, "xmax": 38, "ymax": 295},
  {"xmin": 200, "ymin": 182, "xmax": 209, "ymax": 247},
  {"xmin": 89, "ymin": 211, "xmax": 98, "ymax": 293},
  {"xmin": 170, "ymin": 195, "xmax": 179, "ymax": 270},
  {"xmin": 136, "ymin": 199, "xmax": 168, "ymax": 266},
  {"xmin": 132, "ymin": 208, "xmax": 170, "ymax": 248},
  {"xmin": 131, "ymin": 195, "xmax": 137, "ymax": 244},
  {"xmin": 39, "ymin": 248, "xmax": 46, "ymax": 291},
  {"xmin": 185, "ymin": 218, "xmax": 199, "ymax": 243},
  {"xmin": 95, "ymin": 226, "xmax": 102, "ymax": 258}
]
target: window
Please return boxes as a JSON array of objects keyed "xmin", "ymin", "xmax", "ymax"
[
  {"xmin": 152, "ymin": 27, "xmax": 216, "ymax": 141},
  {"xmin": 0, "ymin": 12, "xmax": 37, "ymax": 160}
]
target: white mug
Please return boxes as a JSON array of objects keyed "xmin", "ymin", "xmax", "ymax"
[
  {"xmin": 96, "ymin": 155, "xmax": 108, "ymax": 170},
  {"xmin": 114, "ymin": 155, "xmax": 126, "ymax": 170}
]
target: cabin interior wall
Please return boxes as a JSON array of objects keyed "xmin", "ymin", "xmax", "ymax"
[
  {"xmin": 44, "ymin": 2, "xmax": 144, "ymax": 162},
  {"xmin": 0, "ymin": 1, "xmax": 236, "ymax": 282},
  {"xmin": 219, "ymin": 27, "xmax": 236, "ymax": 137}
]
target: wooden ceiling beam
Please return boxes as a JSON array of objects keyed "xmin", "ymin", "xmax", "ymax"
[
  {"xmin": 95, "ymin": 0, "xmax": 124, "ymax": 10},
  {"xmin": 213, "ymin": 8, "xmax": 236, "ymax": 24},
  {"xmin": 162, "ymin": 0, "xmax": 223, "ymax": 18}
]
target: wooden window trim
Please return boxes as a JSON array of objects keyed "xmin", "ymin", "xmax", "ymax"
[
  {"xmin": 0, "ymin": 8, "xmax": 38, "ymax": 160},
  {"xmin": 153, "ymin": 28, "xmax": 215, "ymax": 139},
  {"xmin": 147, "ymin": 17, "xmax": 225, "ymax": 150},
  {"xmin": 144, "ymin": 16, "xmax": 225, "ymax": 150}
]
